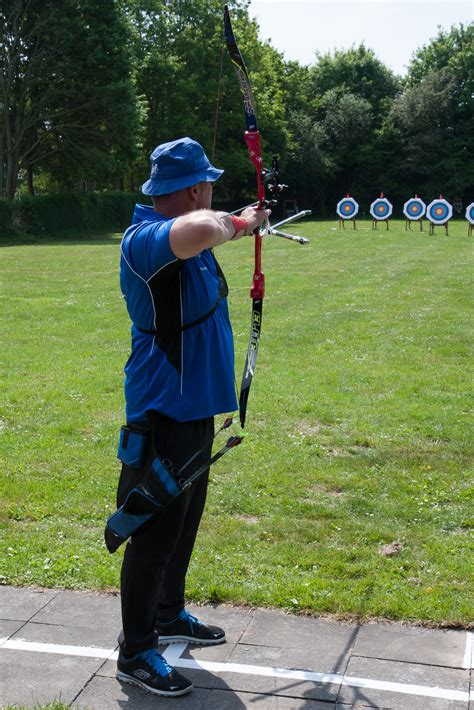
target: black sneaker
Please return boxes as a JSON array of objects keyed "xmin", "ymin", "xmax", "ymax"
[
  {"xmin": 156, "ymin": 609, "xmax": 226, "ymax": 645},
  {"xmin": 116, "ymin": 647, "xmax": 192, "ymax": 697}
]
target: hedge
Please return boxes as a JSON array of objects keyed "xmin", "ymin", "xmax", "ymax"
[
  {"xmin": 1, "ymin": 192, "xmax": 143, "ymax": 237},
  {"xmin": 0, "ymin": 198, "xmax": 14, "ymax": 234}
]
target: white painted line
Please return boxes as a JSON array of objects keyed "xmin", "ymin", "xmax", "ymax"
[
  {"xmin": 172, "ymin": 658, "xmax": 468, "ymax": 703},
  {"xmin": 341, "ymin": 675, "xmax": 468, "ymax": 703},
  {"xmin": 462, "ymin": 631, "xmax": 472, "ymax": 669},
  {"xmin": 1, "ymin": 638, "xmax": 118, "ymax": 661},
  {"xmin": 176, "ymin": 656, "xmax": 343, "ymax": 685},
  {"xmin": 0, "ymin": 638, "xmax": 469, "ymax": 704},
  {"xmin": 162, "ymin": 642, "xmax": 188, "ymax": 664}
]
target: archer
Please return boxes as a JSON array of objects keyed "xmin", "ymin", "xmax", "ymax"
[{"xmin": 110, "ymin": 136, "xmax": 269, "ymax": 698}]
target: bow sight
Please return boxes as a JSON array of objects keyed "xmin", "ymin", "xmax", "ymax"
[
  {"xmin": 262, "ymin": 155, "xmax": 288, "ymax": 207},
  {"xmin": 261, "ymin": 155, "xmax": 309, "ymax": 244}
]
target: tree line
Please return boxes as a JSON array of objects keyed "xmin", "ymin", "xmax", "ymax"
[{"xmin": 1, "ymin": 0, "xmax": 472, "ymax": 214}]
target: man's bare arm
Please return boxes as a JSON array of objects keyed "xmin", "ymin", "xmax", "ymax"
[{"xmin": 169, "ymin": 207, "xmax": 270, "ymax": 259}]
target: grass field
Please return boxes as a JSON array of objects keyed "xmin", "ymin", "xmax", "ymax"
[{"xmin": 0, "ymin": 218, "xmax": 472, "ymax": 625}]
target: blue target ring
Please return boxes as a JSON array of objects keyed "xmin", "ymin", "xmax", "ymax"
[
  {"xmin": 427, "ymin": 199, "xmax": 452, "ymax": 224},
  {"xmin": 340, "ymin": 200, "xmax": 356, "ymax": 217},
  {"xmin": 336, "ymin": 196, "xmax": 359, "ymax": 220},
  {"xmin": 376, "ymin": 203, "xmax": 389, "ymax": 217},
  {"xmin": 465, "ymin": 202, "xmax": 474, "ymax": 225},
  {"xmin": 370, "ymin": 198, "xmax": 392, "ymax": 220},
  {"xmin": 404, "ymin": 198, "xmax": 426, "ymax": 220}
]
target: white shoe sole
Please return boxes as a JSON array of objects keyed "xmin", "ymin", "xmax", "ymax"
[
  {"xmin": 158, "ymin": 634, "xmax": 226, "ymax": 645},
  {"xmin": 116, "ymin": 671, "xmax": 192, "ymax": 697}
]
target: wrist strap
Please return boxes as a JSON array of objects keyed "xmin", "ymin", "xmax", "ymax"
[{"xmin": 230, "ymin": 215, "xmax": 249, "ymax": 239}]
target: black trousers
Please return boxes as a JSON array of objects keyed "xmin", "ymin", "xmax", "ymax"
[{"xmin": 117, "ymin": 412, "xmax": 214, "ymax": 655}]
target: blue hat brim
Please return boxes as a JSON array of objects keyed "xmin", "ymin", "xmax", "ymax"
[{"xmin": 142, "ymin": 166, "xmax": 224, "ymax": 196}]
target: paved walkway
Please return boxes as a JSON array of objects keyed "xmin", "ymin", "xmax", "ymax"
[{"xmin": 0, "ymin": 586, "xmax": 471, "ymax": 709}]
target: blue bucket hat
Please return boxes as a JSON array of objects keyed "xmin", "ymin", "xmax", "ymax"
[{"xmin": 141, "ymin": 137, "xmax": 224, "ymax": 196}]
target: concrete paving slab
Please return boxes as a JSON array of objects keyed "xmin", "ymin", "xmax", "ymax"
[
  {"xmin": 335, "ymin": 705, "xmax": 379, "ymax": 709},
  {"xmin": 240, "ymin": 609, "xmax": 357, "ymax": 673},
  {"xmin": 74, "ymin": 674, "xmax": 213, "ymax": 709},
  {"xmin": 182, "ymin": 638, "xmax": 238, "ymax": 662},
  {"xmin": 10, "ymin": 619, "xmax": 120, "ymax": 650},
  {"xmin": 31, "ymin": 589, "xmax": 120, "ymax": 629},
  {"xmin": 0, "ymin": 587, "xmax": 471, "ymax": 710},
  {"xmin": 0, "ymin": 647, "xmax": 100, "ymax": 707},
  {"xmin": 0, "ymin": 618, "xmax": 26, "ymax": 641},
  {"xmin": 95, "ymin": 657, "xmax": 120, "ymax": 679},
  {"xmin": 339, "ymin": 656, "xmax": 470, "ymax": 709},
  {"xmin": 0, "ymin": 585, "xmax": 58, "ymax": 621},
  {"xmin": 212, "ymin": 667, "xmax": 340, "ymax": 704},
  {"xmin": 174, "ymin": 659, "xmax": 221, "ymax": 691},
  {"xmin": 353, "ymin": 621, "xmax": 468, "ymax": 669},
  {"xmin": 75, "ymin": 677, "xmax": 334, "ymax": 709},
  {"xmin": 229, "ymin": 641, "xmax": 348, "ymax": 683},
  {"xmin": 205, "ymin": 691, "xmax": 338, "ymax": 709}
]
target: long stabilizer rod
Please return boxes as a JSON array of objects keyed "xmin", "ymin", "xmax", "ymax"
[
  {"xmin": 270, "ymin": 229, "xmax": 309, "ymax": 245},
  {"xmin": 270, "ymin": 210, "xmax": 312, "ymax": 230},
  {"xmin": 267, "ymin": 210, "xmax": 311, "ymax": 244}
]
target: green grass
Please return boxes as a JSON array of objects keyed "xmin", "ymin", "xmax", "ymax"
[{"xmin": 0, "ymin": 219, "xmax": 472, "ymax": 625}]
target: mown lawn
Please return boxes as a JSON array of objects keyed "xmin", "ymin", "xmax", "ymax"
[{"xmin": 0, "ymin": 218, "xmax": 472, "ymax": 625}]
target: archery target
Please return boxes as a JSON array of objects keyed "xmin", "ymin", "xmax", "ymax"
[
  {"xmin": 336, "ymin": 196, "xmax": 359, "ymax": 220},
  {"xmin": 403, "ymin": 197, "xmax": 426, "ymax": 220},
  {"xmin": 465, "ymin": 202, "xmax": 474, "ymax": 225},
  {"xmin": 427, "ymin": 198, "xmax": 452, "ymax": 225},
  {"xmin": 370, "ymin": 197, "xmax": 393, "ymax": 221}
]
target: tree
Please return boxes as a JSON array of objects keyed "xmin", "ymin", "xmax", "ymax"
[
  {"xmin": 0, "ymin": 0, "xmax": 141, "ymax": 199},
  {"xmin": 310, "ymin": 45, "xmax": 399, "ymax": 125},
  {"xmin": 284, "ymin": 111, "xmax": 335, "ymax": 213},
  {"xmin": 294, "ymin": 45, "xmax": 401, "ymax": 212},
  {"xmin": 122, "ymin": 0, "xmax": 290, "ymax": 202},
  {"xmin": 1, "ymin": 1, "xmax": 53, "ymax": 199},
  {"xmin": 390, "ymin": 25, "xmax": 474, "ymax": 198}
]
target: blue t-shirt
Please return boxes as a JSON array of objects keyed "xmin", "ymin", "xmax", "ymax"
[{"xmin": 120, "ymin": 204, "xmax": 238, "ymax": 422}]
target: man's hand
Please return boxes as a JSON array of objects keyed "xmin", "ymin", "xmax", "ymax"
[{"xmin": 232, "ymin": 206, "xmax": 272, "ymax": 240}]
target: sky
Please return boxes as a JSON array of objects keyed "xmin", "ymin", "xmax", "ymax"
[{"xmin": 247, "ymin": 1, "xmax": 473, "ymax": 76}]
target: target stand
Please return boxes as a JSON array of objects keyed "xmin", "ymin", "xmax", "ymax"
[
  {"xmin": 336, "ymin": 196, "xmax": 358, "ymax": 229},
  {"xmin": 339, "ymin": 217, "xmax": 357, "ymax": 230},
  {"xmin": 403, "ymin": 196, "xmax": 426, "ymax": 232},
  {"xmin": 370, "ymin": 195, "xmax": 392, "ymax": 230},
  {"xmin": 465, "ymin": 202, "xmax": 474, "ymax": 236},
  {"xmin": 405, "ymin": 219, "xmax": 423, "ymax": 232},
  {"xmin": 427, "ymin": 197, "xmax": 453, "ymax": 236}
]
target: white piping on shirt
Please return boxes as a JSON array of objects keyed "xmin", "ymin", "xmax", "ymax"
[{"xmin": 121, "ymin": 235, "xmax": 179, "ymax": 357}]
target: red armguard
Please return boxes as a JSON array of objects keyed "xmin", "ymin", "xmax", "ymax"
[{"xmin": 230, "ymin": 215, "xmax": 249, "ymax": 238}]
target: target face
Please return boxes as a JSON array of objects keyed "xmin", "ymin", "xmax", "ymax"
[
  {"xmin": 403, "ymin": 197, "xmax": 426, "ymax": 220},
  {"xmin": 370, "ymin": 197, "xmax": 393, "ymax": 221},
  {"xmin": 465, "ymin": 202, "xmax": 474, "ymax": 225},
  {"xmin": 336, "ymin": 196, "xmax": 359, "ymax": 220},
  {"xmin": 427, "ymin": 198, "xmax": 452, "ymax": 224}
]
